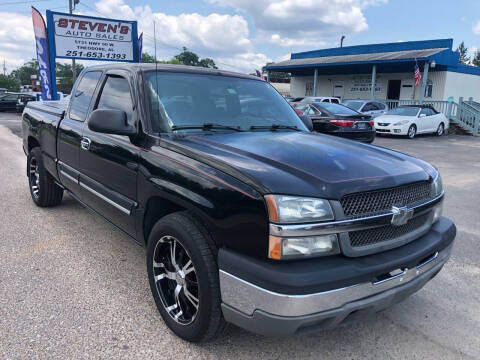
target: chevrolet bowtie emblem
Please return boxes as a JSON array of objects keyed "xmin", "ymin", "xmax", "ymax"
[{"xmin": 391, "ymin": 206, "xmax": 414, "ymax": 226}]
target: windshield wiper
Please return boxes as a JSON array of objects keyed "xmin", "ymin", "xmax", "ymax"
[
  {"xmin": 249, "ymin": 124, "xmax": 300, "ymax": 131},
  {"xmin": 171, "ymin": 123, "xmax": 244, "ymax": 132}
]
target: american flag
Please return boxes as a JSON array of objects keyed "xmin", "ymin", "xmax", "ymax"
[
  {"xmin": 414, "ymin": 63, "xmax": 422, "ymax": 86},
  {"xmin": 255, "ymin": 70, "xmax": 265, "ymax": 80}
]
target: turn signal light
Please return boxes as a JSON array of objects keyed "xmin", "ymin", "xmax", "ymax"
[{"xmin": 329, "ymin": 119, "xmax": 354, "ymax": 127}]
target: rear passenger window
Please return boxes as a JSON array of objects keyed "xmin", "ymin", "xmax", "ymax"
[
  {"xmin": 69, "ymin": 71, "xmax": 102, "ymax": 122},
  {"xmin": 96, "ymin": 76, "xmax": 134, "ymax": 124}
]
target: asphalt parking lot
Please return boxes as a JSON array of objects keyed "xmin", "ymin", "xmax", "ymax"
[{"xmin": 0, "ymin": 111, "xmax": 479, "ymax": 360}]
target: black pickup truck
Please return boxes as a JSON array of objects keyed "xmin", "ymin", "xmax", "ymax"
[{"xmin": 22, "ymin": 64, "xmax": 456, "ymax": 342}]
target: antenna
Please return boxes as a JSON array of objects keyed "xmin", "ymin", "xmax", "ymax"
[{"xmin": 153, "ymin": 20, "xmax": 161, "ymax": 132}]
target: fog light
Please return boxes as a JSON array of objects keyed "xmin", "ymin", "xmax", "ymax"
[
  {"xmin": 394, "ymin": 129, "xmax": 402, "ymax": 133},
  {"xmin": 269, "ymin": 234, "xmax": 340, "ymax": 259},
  {"xmin": 433, "ymin": 203, "xmax": 443, "ymax": 223}
]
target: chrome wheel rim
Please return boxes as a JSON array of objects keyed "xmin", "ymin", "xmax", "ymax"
[
  {"xmin": 153, "ymin": 236, "xmax": 199, "ymax": 325},
  {"xmin": 437, "ymin": 124, "xmax": 444, "ymax": 136},
  {"xmin": 29, "ymin": 157, "xmax": 40, "ymax": 199},
  {"xmin": 408, "ymin": 126, "xmax": 416, "ymax": 138}
]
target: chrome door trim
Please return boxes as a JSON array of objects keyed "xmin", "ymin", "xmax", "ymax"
[
  {"xmin": 79, "ymin": 181, "xmax": 131, "ymax": 215},
  {"xmin": 59, "ymin": 170, "xmax": 78, "ymax": 184}
]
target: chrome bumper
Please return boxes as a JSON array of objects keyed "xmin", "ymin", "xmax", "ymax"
[{"xmin": 220, "ymin": 244, "xmax": 451, "ymax": 319}]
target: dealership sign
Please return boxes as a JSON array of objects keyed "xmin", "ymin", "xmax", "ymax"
[
  {"xmin": 350, "ymin": 76, "xmax": 383, "ymax": 93},
  {"xmin": 46, "ymin": 11, "xmax": 138, "ymax": 62}
]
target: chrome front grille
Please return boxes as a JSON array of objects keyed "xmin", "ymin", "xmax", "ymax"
[
  {"xmin": 341, "ymin": 181, "xmax": 432, "ymax": 218},
  {"xmin": 348, "ymin": 213, "xmax": 431, "ymax": 248}
]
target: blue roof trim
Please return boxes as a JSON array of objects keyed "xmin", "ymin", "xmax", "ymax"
[
  {"xmin": 291, "ymin": 39, "xmax": 454, "ymax": 59},
  {"xmin": 447, "ymin": 64, "xmax": 480, "ymax": 75}
]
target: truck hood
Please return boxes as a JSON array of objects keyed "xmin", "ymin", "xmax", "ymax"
[{"xmin": 164, "ymin": 131, "xmax": 435, "ymax": 199}]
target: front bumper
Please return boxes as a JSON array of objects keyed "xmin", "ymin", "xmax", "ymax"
[
  {"xmin": 219, "ymin": 217, "xmax": 455, "ymax": 336},
  {"xmin": 375, "ymin": 124, "xmax": 408, "ymax": 135}
]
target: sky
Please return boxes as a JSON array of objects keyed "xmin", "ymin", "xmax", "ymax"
[{"xmin": 1, "ymin": 0, "xmax": 480, "ymax": 74}]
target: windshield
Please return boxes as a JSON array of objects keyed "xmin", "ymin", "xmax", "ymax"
[
  {"xmin": 386, "ymin": 107, "xmax": 420, "ymax": 116},
  {"xmin": 343, "ymin": 101, "xmax": 364, "ymax": 111},
  {"xmin": 317, "ymin": 102, "xmax": 359, "ymax": 116},
  {"xmin": 145, "ymin": 71, "xmax": 307, "ymax": 132}
]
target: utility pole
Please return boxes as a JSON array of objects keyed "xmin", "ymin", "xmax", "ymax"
[
  {"xmin": 69, "ymin": 0, "xmax": 76, "ymax": 84},
  {"xmin": 2, "ymin": 60, "xmax": 6, "ymax": 76},
  {"xmin": 340, "ymin": 35, "xmax": 345, "ymax": 48}
]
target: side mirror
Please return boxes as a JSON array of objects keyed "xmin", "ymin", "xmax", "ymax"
[
  {"xmin": 299, "ymin": 114, "xmax": 314, "ymax": 131},
  {"xmin": 87, "ymin": 109, "xmax": 136, "ymax": 136},
  {"xmin": 419, "ymin": 113, "xmax": 426, "ymax": 118}
]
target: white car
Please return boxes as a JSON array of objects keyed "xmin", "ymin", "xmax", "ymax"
[
  {"xmin": 374, "ymin": 106, "xmax": 449, "ymax": 139},
  {"xmin": 302, "ymin": 96, "xmax": 341, "ymax": 104},
  {"xmin": 343, "ymin": 100, "xmax": 388, "ymax": 118}
]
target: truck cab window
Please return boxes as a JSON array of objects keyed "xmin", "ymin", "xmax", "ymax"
[
  {"xmin": 69, "ymin": 71, "xmax": 102, "ymax": 122},
  {"xmin": 96, "ymin": 76, "xmax": 134, "ymax": 124}
]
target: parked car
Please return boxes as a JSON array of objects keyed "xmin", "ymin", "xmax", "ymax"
[
  {"xmin": 22, "ymin": 63, "xmax": 455, "ymax": 342},
  {"xmin": 343, "ymin": 100, "xmax": 388, "ymax": 117},
  {"xmin": 0, "ymin": 92, "xmax": 23, "ymax": 111},
  {"xmin": 303, "ymin": 96, "xmax": 341, "ymax": 104},
  {"xmin": 16, "ymin": 93, "xmax": 37, "ymax": 113},
  {"xmin": 374, "ymin": 105, "xmax": 449, "ymax": 139},
  {"xmin": 293, "ymin": 101, "xmax": 375, "ymax": 143}
]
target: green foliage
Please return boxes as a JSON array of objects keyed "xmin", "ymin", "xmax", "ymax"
[
  {"xmin": 456, "ymin": 41, "xmax": 470, "ymax": 64},
  {"xmin": 11, "ymin": 59, "xmax": 39, "ymax": 85},
  {"xmin": 142, "ymin": 48, "xmax": 217, "ymax": 68},
  {"xmin": 0, "ymin": 74, "xmax": 20, "ymax": 91},
  {"xmin": 472, "ymin": 50, "xmax": 480, "ymax": 67}
]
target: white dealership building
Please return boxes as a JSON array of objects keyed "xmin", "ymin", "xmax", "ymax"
[{"xmin": 265, "ymin": 39, "xmax": 480, "ymax": 103}]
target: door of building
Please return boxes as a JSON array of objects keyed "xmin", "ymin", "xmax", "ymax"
[
  {"xmin": 387, "ymin": 80, "xmax": 401, "ymax": 99},
  {"xmin": 333, "ymin": 82, "xmax": 344, "ymax": 99},
  {"xmin": 400, "ymin": 80, "xmax": 414, "ymax": 100}
]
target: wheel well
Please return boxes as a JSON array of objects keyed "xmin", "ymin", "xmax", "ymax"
[
  {"xmin": 143, "ymin": 196, "xmax": 185, "ymax": 245},
  {"xmin": 27, "ymin": 137, "xmax": 40, "ymax": 153}
]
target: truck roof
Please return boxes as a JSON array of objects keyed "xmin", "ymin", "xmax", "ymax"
[{"xmin": 84, "ymin": 63, "xmax": 262, "ymax": 81}]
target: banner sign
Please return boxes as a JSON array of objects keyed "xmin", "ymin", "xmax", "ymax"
[
  {"xmin": 31, "ymin": 7, "xmax": 53, "ymax": 100},
  {"xmin": 350, "ymin": 76, "xmax": 383, "ymax": 93},
  {"xmin": 46, "ymin": 11, "xmax": 138, "ymax": 62}
]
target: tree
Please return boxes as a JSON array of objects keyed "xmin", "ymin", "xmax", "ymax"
[
  {"xmin": 141, "ymin": 52, "xmax": 156, "ymax": 63},
  {"xmin": 174, "ymin": 47, "xmax": 217, "ymax": 69},
  {"xmin": 456, "ymin": 41, "xmax": 470, "ymax": 64},
  {"xmin": 0, "ymin": 74, "xmax": 20, "ymax": 91},
  {"xmin": 472, "ymin": 50, "xmax": 480, "ymax": 67},
  {"xmin": 11, "ymin": 59, "xmax": 39, "ymax": 85},
  {"xmin": 141, "ymin": 52, "xmax": 184, "ymax": 65}
]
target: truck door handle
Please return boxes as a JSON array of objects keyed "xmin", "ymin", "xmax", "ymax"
[{"xmin": 81, "ymin": 137, "xmax": 91, "ymax": 151}]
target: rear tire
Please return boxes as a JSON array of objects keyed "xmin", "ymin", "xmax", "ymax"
[
  {"xmin": 146, "ymin": 212, "xmax": 225, "ymax": 342},
  {"xmin": 27, "ymin": 147, "xmax": 63, "ymax": 207},
  {"xmin": 407, "ymin": 125, "xmax": 416, "ymax": 139},
  {"xmin": 436, "ymin": 123, "xmax": 444, "ymax": 136}
]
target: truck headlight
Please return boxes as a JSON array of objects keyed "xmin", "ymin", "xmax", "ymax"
[
  {"xmin": 394, "ymin": 120, "xmax": 409, "ymax": 125},
  {"xmin": 265, "ymin": 195, "xmax": 334, "ymax": 223},
  {"xmin": 432, "ymin": 173, "xmax": 443, "ymax": 197},
  {"xmin": 269, "ymin": 234, "xmax": 340, "ymax": 259}
]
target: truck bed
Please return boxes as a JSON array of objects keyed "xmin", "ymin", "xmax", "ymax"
[{"xmin": 27, "ymin": 100, "xmax": 68, "ymax": 117}]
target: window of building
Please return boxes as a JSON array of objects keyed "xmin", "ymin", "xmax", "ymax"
[
  {"xmin": 425, "ymin": 80, "xmax": 433, "ymax": 98},
  {"xmin": 305, "ymin": 82, "xmax": 313, "ymax": 96},
  {"xmin": 69, "ymin": 71, "xmax": 102, "ymax": 122},
  {"xmin": 96, "ymin": 76, "xmax": 134, "ymax": 124}
]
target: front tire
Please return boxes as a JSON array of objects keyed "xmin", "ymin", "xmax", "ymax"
[
  {"xmin": 407, "ymin": 124, "xmax": 417, "ymax": 139},
  {"xmin": 436, "ymin": 123, "xmax": 445, "ymax": 136},
  {"xmin": 27, "ymin": 147, "xmax": 63, "ymax": 207},
  {"xmin": 146, "ymin": 212, "xmax": 225, "ymax": 342}
]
